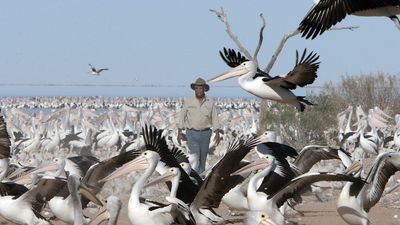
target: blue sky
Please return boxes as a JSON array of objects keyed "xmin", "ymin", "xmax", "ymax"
[{"xmin": 0, "ymin": 1, "xmax": 399, "ymax": 97}]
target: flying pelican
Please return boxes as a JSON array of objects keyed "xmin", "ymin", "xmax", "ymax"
[
  {"xmin": 337, "ymin": 152, "xmax": 400, "ymax": 225},
  {"xmin": 208, "ymin": 48, "xmax": 320, "ymax": 111},
  {"xmin": 298, "ymin": 0, "xmax": 400, "ymax": 39},
  {"xmin": 88, "ymin": 64, "xmax": 109, "ymax": 76}
]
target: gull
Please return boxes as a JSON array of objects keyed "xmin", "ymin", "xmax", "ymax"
[{"xmin": 89, "ymin": 64, "xmax": 109, "ymax": 76}]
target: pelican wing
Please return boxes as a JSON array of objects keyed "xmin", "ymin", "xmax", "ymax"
[
  {"xmin": 298, "ymin": 0, "xmax": 400, "ymax": 39},
  {"xmin": 67, "ymin": 155, "xmax": 100, "ymax": 176},
  {"xmin": 270, "ymin": 172, "xmax": 363, "ymax": 208},
  {"xmin": 284, "ymin": 49, "xmax": 319, "ymax": 87},
  {"xmin": 191, "ymin": 135, "xmax": 265, "ymax": 208},
  {"xmin": 262, "ymin": 76, "xmax": 297, "ymax": 90},
  {"xmin": 82, "ymin": 150, "xmax": 142, "ymax": 194},
  {"xmin": 20, "ymin": 177, "xmax": 67, "ymax": 213},
  {"xmin": 0, "ymin": 115, "xmax": 11, "ymax": 158},
  {"xmin": 219, "ymin": 47, "xmax": 248, "ymax": 68},
  {"xmin": 0, "ymin": 182, "xmax": 28, "ymax": 198},
  {"xmin": 219, "ymin": 47, "xmax": 271, "ymax": 79},
  {"xmin": 142, "ymin": 125, "xmax": 199, "ymax": 203},
  {"xmin": 362, "ymin": 152, "xmax": 400, "ymax": 212},
  {"xmin": 293, "ymin": 145, "xmax": 351, "ymax": 173},
  {"xmin": 256, "ymin": 142, "xmax": 298, "ymax": 195}
]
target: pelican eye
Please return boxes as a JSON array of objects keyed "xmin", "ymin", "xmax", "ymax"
[{"xmin": 259, "ymin": 213, "xmax": 268, "ymax": 219}]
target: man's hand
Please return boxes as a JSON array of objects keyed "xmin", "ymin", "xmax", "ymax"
[
  {"xmin": 177, "ymin": 129, "xmax": 183, "ymax": 145},
  {"xmin": 213, "ymin": 130, "xmax": 220, "ymax": 146}
]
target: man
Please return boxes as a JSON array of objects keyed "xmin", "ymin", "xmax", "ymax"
[{"xmin": 177, "ymin": 77, "xmax": 220, "ymax": 174}]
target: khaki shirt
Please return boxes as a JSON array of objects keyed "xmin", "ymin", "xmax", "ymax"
[{"xmin": 178, "ymin": 96, "xmax": 220, "ymax": 131}]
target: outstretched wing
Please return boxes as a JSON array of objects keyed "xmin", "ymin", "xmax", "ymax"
[
  {"xmin": 284, "ymin": 49, "xmax": 319, "ymax": 87},
  {"xmin": 298, "ymin": 0, "xmax": 400, "ymax": 39},
  {"xmin": 97, "ymin": 68, "xmax": 109, "ymax": 73},
  {"xmin": 219, "ymin": 47, "xmax": 248, "ymax": 68},
  {"xmin": 271, "ymin": 172, "xmax": 362, "ymax": 208}
]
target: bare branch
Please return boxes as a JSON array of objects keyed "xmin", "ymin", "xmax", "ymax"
[
  {"xmin": 210, "ymin": 8, "xmax": 253, "ymax": 61},
  {"xmin": 263, "ymin": 25, "xmax": 359, "ymax": 73},
  {"xmin": 253, "ymin": 13, "xmax": 266, "ymax": 66},
  {"xmin": 264, "ymin": 29, "xmax": 300, "ymax": 73}
]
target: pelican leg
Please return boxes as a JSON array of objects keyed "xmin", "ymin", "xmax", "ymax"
[{"xmin": 389, "ymin": 16, "xmax": 400, "ymax": 30}]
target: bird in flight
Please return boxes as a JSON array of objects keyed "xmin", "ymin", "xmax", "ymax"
[
  {"xmin": 298, "ymin": 0, "xmax": 400, "ymax": 39},
  {"xmin": 88, "ymin": 64, "xmax": 109, "ymax": 76}
]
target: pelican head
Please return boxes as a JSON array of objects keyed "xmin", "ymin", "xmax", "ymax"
[
  {"xmin": 208, "ymin": 61, "xmax": 257, "ymax": 84},
  {"xmin": 100, "ymin": 150, "xmax": 160, "ymax": 182},
  {"xmin": 244, "ymin": 211, "xmax": 277, "ymax": 225},
  {"xmin": 386, "ymin": 152, "xmax": 400, "ymax": 168},
  {"xmin": 231, "ymin": 155, "xmax": 275, "ymax": 176},
  {"xmin": 144, "ymin": 167, "xmax": 181, "ymax": 188},
  {"xmin": 89, "ymin": 196, "xmax": 122, "ymax": 225}
]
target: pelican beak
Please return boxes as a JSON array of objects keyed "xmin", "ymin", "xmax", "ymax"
[
  {"xmin": 89, "ymin": 206, "xmax": 109, "ymax": 225},
  {"xmin": 208, "ymin": 64, "xmax": 248, "ymax": 83},
  {"xmin": 344, "ymin": 161, "xmax": 362, "ymax": 175},
  {"xmin": 231, "ymin": 158, "xmax": 269, "ymax": 176},
  {"xmin": 99, "ymin": 155, "xmax": 148, "ymax": 182},
  {"xmin": 79, "ymin": 184, "xmax": 103, "ymax": 206},
  {"xmin": 144, "ymin": 170, "xmax": 175, "ymax": 188},
  {"xmin": 28, "ymin": 162, "xmax": 59, "ymax": 174},
  {"xmin": 261, "ymin": 218, "xmax": 277, "ymax": 225}
]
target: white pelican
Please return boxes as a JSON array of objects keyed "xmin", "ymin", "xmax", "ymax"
[
  {"xmin": 232, "ymin": 155, "xmax": 363, "ymax": 225},
  {"xmin": 299, "ymin": 0, "xmax": 400, "ymax": 39},
  {"xmin": 337, "ymin": 152, "xmax": 400, "ymax": 225},
  {"xmin": 0, "ymin": 177, "xmax": 67, "ymax": 225},
  {"xmin": 209, "ymin": 48, "xmax": 320, "ymax": 111},
  {"xmin": 189, "ymin": 134, "xmax": 268, "ymax": 225},
  {"xmin": 46, "ymin": 151, "xmax": 139, "ymax": 224},
  {"xmin": 101, "ymin": 151, "xmax": 192, "ymax": 225},
  {"xmin": 89, "ymin": 196, "xmax": 122, "ymax": 225},
  {"xmin": 88, "ymin": 64, "xmax": 109, "ymax": 76},
  {"xmin": 141, "ymin": 125, "xmax": 200, "ymax": 203}
]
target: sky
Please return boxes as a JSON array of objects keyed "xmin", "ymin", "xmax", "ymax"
[{"xmin": 0, "ymin": 1, "xmax": 399, "ymax": 98}]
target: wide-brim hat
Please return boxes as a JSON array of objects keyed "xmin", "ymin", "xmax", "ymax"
[{"xmin": 190, "ymin": 77, "xmax": 210, "ymax": 92}]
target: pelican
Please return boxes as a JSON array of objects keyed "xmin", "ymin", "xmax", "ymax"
[
  {"xmin": 89, "ymin": 196, "xmax": 122, "ymax": 225},
  {"xmin": 88, "ymin": 64, "xmax": 109, "ymax": 76},
  {"xmin": 100, "ymin": 151, "xmax": 192, "ymax": 225},
  {"xmin": 141, "ymin": 125, "xmax": 200, "ymax": 203},
  {"xmin": 337, "ymin": 152, "xmax": 400, "ymax": 225},
  {"xmin": 0, "ymin": 177, "xmax": 67, "ymax": 225},
  {"xmin": 189, "ymin": 134, "xmax": 268, "ymax": 225},
  {"xmin": 208, "ymin": 48, "xmax": 320, "ymax": 111},
  {"xmin": 298, "ymin": 0, "xmax": 400, "ymax": 39},
  {"xmin": 232, "ymin": 155, "xmax": 363, "ymax": 225}
]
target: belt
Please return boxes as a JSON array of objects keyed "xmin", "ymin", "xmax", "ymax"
[{"xmin": 188, "ymin": 128, "xmax": 211, "ymax": 132}]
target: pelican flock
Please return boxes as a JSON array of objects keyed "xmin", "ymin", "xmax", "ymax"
[{"xmin": 0, "ymin": 97, "xmax": 397, "ymax": 225}]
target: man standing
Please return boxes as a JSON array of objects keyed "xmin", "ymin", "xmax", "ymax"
[{"xmin": 177, "ymin": 77, "xmax": 220, "ymax": 174}]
